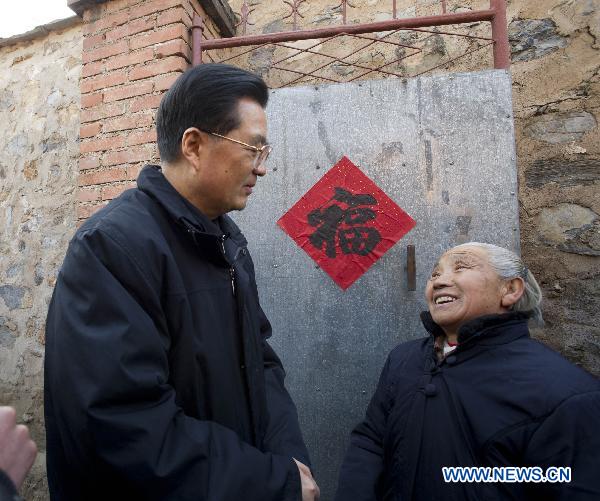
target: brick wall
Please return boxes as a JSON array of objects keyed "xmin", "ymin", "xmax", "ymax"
[{"xmin": 77, "ymin": 0, "xmax": 222, "ymax": 222}]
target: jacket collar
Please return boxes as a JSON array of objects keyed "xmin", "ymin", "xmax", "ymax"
[
  {"xmin": 420, "ymin": 310, "xmax": 532, "ymax": 347},
  {"xmin": 137, "ymin": 165, "xmax": 247, "ymax": 243},
  {"xmin": 136, "ymin": 165, "xmax": 247, "ymax": 265}
]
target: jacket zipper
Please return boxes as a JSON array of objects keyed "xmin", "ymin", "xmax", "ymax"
[
  {"xmin": 220, "ymin": 235, "xmax": 236, "ymax": 296},
  {"xmin": 229, "ymin": 268, "xmax": 236, "ymax": 296}
]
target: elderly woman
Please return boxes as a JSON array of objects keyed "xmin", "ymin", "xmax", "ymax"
[{"xmin": 335, "ymin": 242, "xmax": 600, "ymax": 501}]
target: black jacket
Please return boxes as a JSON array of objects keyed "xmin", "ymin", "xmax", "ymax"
[
  {"xmin": 45, "ymin": 165, "xmax": 309, "ymax": 500},
  {"xmin": 336, "ymin": 312, "xmax": 600, "ymax": 500}
]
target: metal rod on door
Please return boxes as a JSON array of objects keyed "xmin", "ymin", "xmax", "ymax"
[
  {"xmin": 194, "ymin": 10, "xmax": 496, "ymax": 51},
  {"xmin": 407, "ymin": 245, "xmax": 416, "ymax": 291}
]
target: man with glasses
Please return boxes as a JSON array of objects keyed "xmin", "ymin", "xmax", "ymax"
[{"xmin": 45, "ymin": 64, "xmax": 319, "ymax": 501}]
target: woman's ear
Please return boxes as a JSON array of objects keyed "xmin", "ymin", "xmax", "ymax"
[{"xmin": 501, "ymin": 277, "xmax": 525, "ymax": 308}]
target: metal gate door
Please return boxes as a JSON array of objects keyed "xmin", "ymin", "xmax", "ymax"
[{"xmin": 232, "ymin": 69, "xmax": 518, "ymax": 499}]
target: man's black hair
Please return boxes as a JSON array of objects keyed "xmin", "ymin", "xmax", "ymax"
[{"xmin": 156, "ymin": 63, "xmax": 269, "ymax": 163}]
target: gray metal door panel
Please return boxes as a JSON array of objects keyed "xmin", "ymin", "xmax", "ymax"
[{"xmin": 232, "ymin": 69, "xmax": 518, "ymax": 499}]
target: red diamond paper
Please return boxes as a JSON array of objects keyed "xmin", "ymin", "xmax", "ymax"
[{"xmin": 277, "ymin": 156, "xmax": 416, "ymax": 290}]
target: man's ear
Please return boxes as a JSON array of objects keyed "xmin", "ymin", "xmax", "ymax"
[
  {"xmin": 180, "ymin": 127, "xmax": 207, "ymax": 169},
  {"xmin": 501, "ymin": 277, "xmax": 525, "ymax": 308}
]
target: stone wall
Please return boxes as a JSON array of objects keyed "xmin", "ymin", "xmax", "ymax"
[
  {"xmin": 510, "ymin": 0, "xmax": 599, "ymax": 374},
  {"xmin": 0, "ymin": 23, "xmax": 82, "ymax": 499}
]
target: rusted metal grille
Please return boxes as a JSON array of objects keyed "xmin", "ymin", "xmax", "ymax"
[{"xmin": 192, "ymin": 0, "xmax": 508, "ymax": 88}]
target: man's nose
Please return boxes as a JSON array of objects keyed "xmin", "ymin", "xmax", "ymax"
[{"xmin": 253, "ymin": 163, "xmax": 267, "ymax": 176}]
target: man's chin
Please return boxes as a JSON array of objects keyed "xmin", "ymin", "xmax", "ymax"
[{"xmin": 231, "ymin": 199, "xmax": 248, "ymax": 212}]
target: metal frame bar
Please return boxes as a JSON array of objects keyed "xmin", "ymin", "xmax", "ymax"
[
  {"xmin": 192, "ymin": 0, "xmax": 509, "ymax": 71},
  {"xmin": 490, "ymin": 0, "xmax": 510, "ymax": 69}
]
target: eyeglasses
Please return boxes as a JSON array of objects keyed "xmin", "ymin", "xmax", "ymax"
[{"xmin": 208, "ymin": 132, "xmax": 273, "ymax": 169}]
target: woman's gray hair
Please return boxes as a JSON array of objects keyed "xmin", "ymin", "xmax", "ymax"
[{"xmin": 453, "ymin": 242, "xmax": 543, "ymax": 325}]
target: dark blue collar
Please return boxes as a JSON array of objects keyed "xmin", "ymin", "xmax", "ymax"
[
  {"xmin": 420, "ymin": 310, "xmax": 532, "ymax": 346},
  {"xmin": 136, "ymin": 165, "xmax": 248, "ymax": 267},
  {"xmin": 137, "ymin": 165, "xmax": 247, "ymax": 247}
]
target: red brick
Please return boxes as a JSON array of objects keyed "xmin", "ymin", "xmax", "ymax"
[
  {"xmin": 80, "ymin": 136, "xmax": 126, "ymax": 154},
  {"xmin": 130, "ymin": 24, "xmax": 188, "ymax": 51},
  {"xmin": 78, "ymin": 187, "xmax": 101, "ymax": 203},
  {"xmin": 81, "ymin": 92, "xmax": 104, "ymax": 109},
  {"xmin": 101, "ymin": 182, "xmax": 135, "ymax": 201},
  {"xmin": 79, "ymin": 167, "xmax": 128, "ymax": 186},
  {"xmin": 154, "ymin": 72, "xmax": 181, "ymax": 92},
  {"xmin": 130, "ymin": 0, "xmax": 183, "ymax": 20},
  {"xmin": 84, "ymin": 10, "xmax": 130, "ymax": 36},
  {"xmin": 103, "ymin": 81, "xmax": 154, "ymax": 103},
  {"xmin": 103, "ymin": 113, "xmax": 153, "ymax": 133},
  {"xmin": 127, "ymin": 17, "xmax": 156, "ymax": 37},
  {"xmin": 80, "ymin": 123, "xmax": 102, "ymax": 139},
  {"xmin": 127, "ymin": 164, "xmax": 144, "ymax": 180},
  {"xmin": 129, "ymin": 57, "xmax": 188, "ymax": 81},
  {"xmin": 184, "ymin": 1, "xmax": 199, "ymax": 20},
  {"xmin": 77, "ymin": 202, "xmax": 107, "ymax": 220},
  {"xmin": 202, "ymin": 19, "xmax": 221, "ymax": 41},
  {"xmin": 81, "ymin": 71, "xmax": 127, "ymax": 94},
  {"xmin": 104, "ymin": 145, "xmax": 154, "ymax": 166},
  {"xmin": 83, "ymin": 33, "xmax": 106, "ymax": 51},
  {"xmin": 81, "ymin": 102, "xmax": 126, "ymax": 123},
  {"xmin": 194, "ymin": 0, "xmax": 211, "ymax": 15},
  {"xmin": 104, "ymin": 24, "xmax": 128, "ymax": 44},
  {"xmin": 82, "ymin": 62, "xmax": 103, "ymax": 79},
  {"xmin": 104, "ymin": 48, "xmax": 153, "ymax": 71},
  {"xmin": 155, "ymin": 39, "xmax": 190, "ymax": 61},
  {"xmin": 157, "ymin": 7, "xmax": 190, "ymax": 28},
  {"xmin": 127, "ymin": 130, "xmax": 157, "ymax": 146},
  {"xmin": 107, "ymin": 0, "xmax": 131, "ymax": 12},
  {"xmin": 130, "ymin": 94, "xmax": 163, "ymax": 112},
  {"xmin": 79, "ymin": 156, "xmax": 100, "ymax": 171},
  {"xmin": 83, "ymin": 40, "xmax": 128, "ymax": 64}
]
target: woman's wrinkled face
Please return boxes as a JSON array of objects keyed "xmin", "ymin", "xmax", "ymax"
[{"xmin": 425, "ymin": 246, "xmax": 509, "ymax": 337}]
